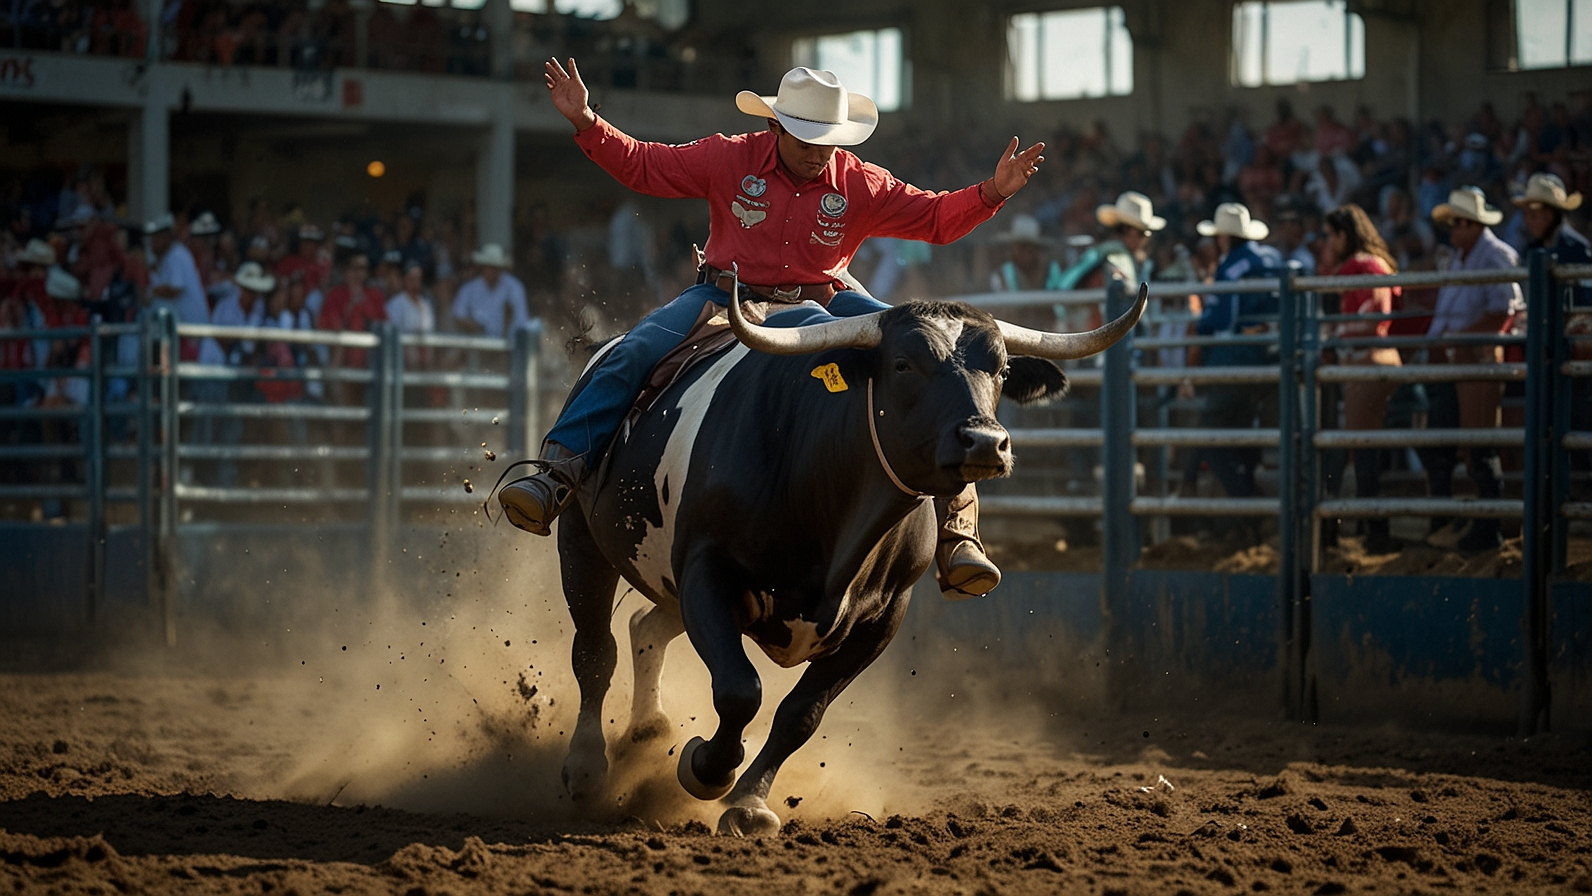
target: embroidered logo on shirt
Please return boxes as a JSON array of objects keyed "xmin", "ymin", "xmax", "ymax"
[
  {"xmin": 732, "ymin": 201, "xmax": 767, "ymax": 228},
  {"xmin": 809, "ymin": 231, "xmax": 842, "ymax": 247},
  {"xmin": 820, "ymin": 193, "xmax": 848, "ymax": 217},
  {"xmin": 810, "ymin": 363, "xmax": 848, "ymax": 392},
  {"xmin": 741, "ymin": 175, "xmax": 767, "ymax": 198}
]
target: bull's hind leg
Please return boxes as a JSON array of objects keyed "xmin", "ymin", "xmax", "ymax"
[
  {"xmin": 558, "ymin": 507, "xmax": 622, "ymax": 801},
  {"xmin": 618, "ymin": 603, "xmax": 684, "ymax": 748},
  {"xmin": 716, "ymin": 596, "xmax": 909, "ymax": 837}
]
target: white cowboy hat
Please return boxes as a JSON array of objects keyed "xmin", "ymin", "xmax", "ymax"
[
  {"xmin": 1432, "ymin": 186, "xmax": 1502, "ymax": 226},
  {"xmin": 1512, "ymin": 172, "xmax": 1582, "ymax": 212},
  {"xmin": 471, "ymin": 243, "xmax": 511, "ymax": 268},
  {"xmin": 190, "ymin": 211, "xmax": 221, "ymax": 236},
  {"xmin": 299, "ymin": 223, "xmax": 326, "ymax": 241},
  {"xmin": 1197, "ymin": 203, "xmax": 1269, "ymax": 241},
  {"xmin": 17, "ymin": 238, "xmax": 56, "ymax": 266},
  {"xmin": 992, "ymin": 213, "xmax": 1053, "ymax": 246},
  {"xmin": 45, "ymin": 266, "xmax": 82, "ymax": 300},
  {"xmin": 144, "ymin": 212, "xmax": 175, "ymax": 235},
  {"xmin": 234, "ymin": 261, "xmax": 276, "ymax": 293},
  {"xmin": 1097, "ymin": 191, "xmax": 1166, "ymax": 232},
  {"xmin": 735, "ymin": 67, "xmax": 878, "ymax": 147}
]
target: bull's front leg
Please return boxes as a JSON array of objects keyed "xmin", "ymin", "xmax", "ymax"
[
  {"xmin": 675, "ymin": 548, "xmax": 760, "ymax": 801},
  {"xmin": 558, "ymin": 507, "xmax": 622, "ymax": 801},
  {"xmin": 717, "ymin": 594, "xmax": 908, "ymax": 837}
]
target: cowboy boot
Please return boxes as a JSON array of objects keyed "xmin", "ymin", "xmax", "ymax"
[
  {"xmin": 935, "ymin": 485, "xmax": 1001, "ymax": 599},
  {"xmin": 498, "ymin": 442, "xmax": 587, "ymax": 536}
]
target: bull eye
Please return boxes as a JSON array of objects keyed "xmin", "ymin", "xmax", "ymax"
[
  {"xmin": 998, "ymin": 366, "xmax": 1011, "ymax": 380},
  {"xmin": 893, "ymin": 358, "xmax": 911, "ymax": 374}
]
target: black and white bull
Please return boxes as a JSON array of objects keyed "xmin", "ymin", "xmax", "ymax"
[{"xmin": 553, "ymin": 283, "xmax": 1146, "ymax": 836}]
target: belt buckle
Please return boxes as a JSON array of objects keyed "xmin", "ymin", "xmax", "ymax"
[{"xmin": 771, "ymin": 285, "xmax": 802, "ymax": 301}]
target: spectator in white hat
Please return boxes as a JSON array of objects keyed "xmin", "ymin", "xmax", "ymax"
[
  {"xmin": 1184, "ymin": 202, "xmax": 1283, "ymax": 509},
  {"xmin": 987, "ymin": 214, "xmax": 1060, "ymax": 330},
  {"xmin": 451, "ymin": 243, "xmax": 529, "ymax": 338},
  {"xmin": 196, "ymin": 261, "xmax": 273, "ymax": 488},
  {"xmin": 186, "ymin": 211, "xmax": 222, "ymax": 288},
  {"xmin": 1516, "ymin": 173, "xmax": 1589, "ymax": 271},
  {"xmin": 145, "ymin": 213, "xmax": 210, "ymax": 359},
  {"xmin": 1422, "ymin": 186, "xmax": 1523, "ymax": 552}
]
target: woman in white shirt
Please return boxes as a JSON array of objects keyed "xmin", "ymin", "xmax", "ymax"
[{"xmin": 386, "ymin": 262, "xmax": 436, "ymax": 374}]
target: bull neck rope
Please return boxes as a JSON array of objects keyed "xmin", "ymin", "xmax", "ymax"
[{"xmin": 867, "ymin": 378, "xmax": 931, "ymax": 500}]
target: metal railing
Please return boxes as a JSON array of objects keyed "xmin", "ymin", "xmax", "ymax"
[
  {"xmin": 958, "ymin": 253, "xmax": 1591, "ymax": 734},
  {"xmin": 0, "ymin": 310, "xmax": 545, "ymax": 644}
]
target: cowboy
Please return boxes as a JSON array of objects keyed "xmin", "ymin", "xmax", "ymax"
[
  {"xmin": 1184, "ymin": 203, "xmax": 1282, "ymax": 506},
  {"xmin": 1515, "ymin": 173, "xmax": 1589, "ymax": 290},
  {"xmin": 146, "ymin": 213, "xmax": 211, "ymax": 363},
  {"xmin": 186, "ymin": 211, "xmax": 222, "ymax": 288},
  {"xmin": 987, "ymin": 214, "xmax": 1060, "ymax": 332},
  {"xmin": 1422, "ymin": 187, "xmax": 1523, "ymax": 552},
  {"xmin": 451, "ymin": 243, "xmax": 529, "ymax": 339},
  {"xmin": 1055, "ymin": 192, "xmax": 1165, "ymax": 334},
  {"xmin": 199, "ymin": 260, "xmax": 273, "ymax": 488},
  {"xmin": 499, "ymin": 58, "xmax": 1044, "ymax": 596}
]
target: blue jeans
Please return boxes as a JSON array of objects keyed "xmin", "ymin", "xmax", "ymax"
[{"xmin": 545, "ymin": 283, "xmax": 889, "ymax": 457}]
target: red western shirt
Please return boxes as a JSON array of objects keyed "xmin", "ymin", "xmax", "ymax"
[{"xmin": 573, "ymin": 117, "xmax": 1004, "ymax": 289}]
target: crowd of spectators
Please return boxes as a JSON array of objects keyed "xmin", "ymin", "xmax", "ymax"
[{"xmin": 1, "ymin": 0, "xmax": 146, "ymax": 57}]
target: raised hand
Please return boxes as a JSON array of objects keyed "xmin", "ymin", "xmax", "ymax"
[
  {"xmin": 990, "ymin": 137, "xmax": 1046, "ymax": 199},
  {"xmin": 545, "ymin": 57, "xmax": 596, "ymax": 131}
]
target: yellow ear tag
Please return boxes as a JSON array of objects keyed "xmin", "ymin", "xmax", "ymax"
[{"xmin": 810, "ymin": 363, "xmax": 849, "ymax": 393}]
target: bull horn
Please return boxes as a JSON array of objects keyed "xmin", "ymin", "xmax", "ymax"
[
  {"xmin": 997, "ymin": 282, "xmax": 1148, "ymax": 360},
  {"xmin": 728, "ymin": 288, "xmax": 883, "ymax": 355}
]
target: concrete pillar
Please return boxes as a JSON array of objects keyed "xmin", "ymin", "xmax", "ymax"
[
  {"xmin": 128, "ymin": 99, "xmax": 169, "ymax": 224},
  {"xmin": 475, "ymin": 89, "xmax": 515, "ymax": 251},
  {"xmin": 142, "ymin": 0, "xmax": 162, "ymax": 61},
  {"xmin": 485, "ymin": 0, "xmax": 514, "ymax": 81}
]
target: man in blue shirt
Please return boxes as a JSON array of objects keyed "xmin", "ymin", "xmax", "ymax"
[{"xmin": 1186, "ymin": 203, "xmax": 1282, "ymax": 503}]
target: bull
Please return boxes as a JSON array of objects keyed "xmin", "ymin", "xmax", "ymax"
[{"xmin": 551, "ymin": 279, "xmax": 1146, "ymax": 836}]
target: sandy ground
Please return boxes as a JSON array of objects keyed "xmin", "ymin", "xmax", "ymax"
[{"xmin": 3, "ymin": 659, "xmax": 1591, "ymax": 895}]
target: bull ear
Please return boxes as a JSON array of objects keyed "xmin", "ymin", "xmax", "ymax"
[{"xmin": 1002, "ymin": 357, "xmax": 1069, "ymax": 405}]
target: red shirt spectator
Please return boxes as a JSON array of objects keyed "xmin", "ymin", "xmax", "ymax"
[{"xmin": 317, "ymin": 254, "xmax": 386, "ymax": 368}]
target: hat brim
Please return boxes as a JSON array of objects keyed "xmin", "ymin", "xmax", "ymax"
[
  {"xmin": 1432, "ymin": 203, "xmax": 1502, "ymax": 226},
  {"xmin": 1196, "ymin": 219, "xmax": 1270, "ymax": 240},
  {"xmin": 736, "ymin": 90, "xmax": 878, "ymax": 147},
  {"xmin": 1511, "ymin": 192, "xmax": 1583, "ymax": 211},
  {"xmin": 471, "ymin": 253, "xmax": 509, "ymax": 267},
  {"xmin": 1097, "ymin": 206, "xmax": 1167, "ymax": 232},
  {"xmin": 236, "ymin": 275, "xmax": 276, "ymax": 293},
  {"xmin": 18, "ymin": 252, "xmax": 56, "ymax": 266}
]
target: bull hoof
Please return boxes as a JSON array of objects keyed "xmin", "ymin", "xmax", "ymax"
[
  {"xmin": 676, "ymin": 736, "xmax": 734, "ymax": 801},
  {"xmin": 561, "ymin": 737, "xmax": 608, "ymax": 801},
  {"xmin": 717, "ymin": 803, "xmax": 781, "ymax": 838}
]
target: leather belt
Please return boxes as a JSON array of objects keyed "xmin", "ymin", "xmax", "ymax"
[{"xmin": 703, "ymin": 265, "xmax": 836, "ymax": 305}]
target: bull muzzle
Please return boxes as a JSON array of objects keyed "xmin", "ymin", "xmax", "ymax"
[
  {"xmin": 951, "ymin": 423, "xmax": 1012, "ymax": 481},
  {"xmin": 727, "ymin": 279, "xmax": 1148, "ymax": 361}
]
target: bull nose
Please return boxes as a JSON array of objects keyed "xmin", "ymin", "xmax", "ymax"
[{"xmin": 958, "ymin": 425, "xmax": 1011, "ymax": 466}]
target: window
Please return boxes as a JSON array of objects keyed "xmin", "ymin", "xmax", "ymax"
[
  {"xmin": 1513, "ymin": 0, "xmax": 1592, "ymax": 69},
  {"xmin": 1007, "ymin": 7, "xmax": 1133, "ymax": 101},
  {"xmin": 791, "ymin": 28, "xmax": 906, "ymax": 112},
  {"xmin": 1231, "ymin": 0, "xmax": 1365, "ymax": 87}
]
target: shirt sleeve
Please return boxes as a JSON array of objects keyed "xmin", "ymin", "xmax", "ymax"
[
  {"xmin": 861, "ymin": 169, "xmax": 1001, "ymax": 245},
  {"xmin": 450, "ymin": 283, "xmax": 473, "ymax": 324},
  {"xmin": 573, "ymin": 117, "xmax": 718, "ymax": 200}
]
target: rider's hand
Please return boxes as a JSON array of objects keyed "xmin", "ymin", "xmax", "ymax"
[
  {"xmin": 545, "ymin": 57, "xmax": 597, "ymax": 132},
  {"xmin": 989, "ymin": 137, "xmax": 1046, "ymax": 199}
]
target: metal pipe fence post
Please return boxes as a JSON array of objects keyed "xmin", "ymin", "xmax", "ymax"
[
  {"xmin": 85, "ymin": 315, "xmax": 105, "ymax": 623},
  {"xmin": 156, "ymin": 309, "xmax": 179, "ymax": 647},
  {"xmin": 1520, "ymin": 249, "xmax": 1552, "ymax": 734},
  {"xmin": 508, "ymin": 324, "xmax": 540, "ymax": 456},
  {"xmin": 1276, "ymin": 268, "xmax": 1302, "ymax": 718},
  {"xmin": 1548, "ymin": 271, "xmax": 1572, "ymax": 576},
  {"xmin": 1296, "ymin": 284, "xmax": 1321, "ymax": 721},
  {"xmin": 1101, "ymin": 278, "xmax": 1138, "ymax": 697},
  {"xmin": 367, "ymin": 323, "xmax": 399, "ymax": 599},
  {"xmin": 137, "ymin": 309, "xmax": 155, "ymax": 612}
]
